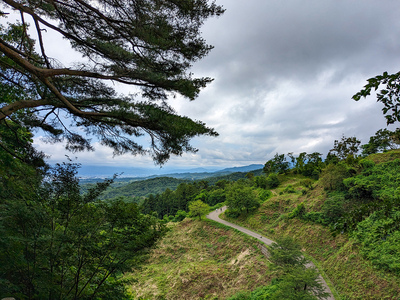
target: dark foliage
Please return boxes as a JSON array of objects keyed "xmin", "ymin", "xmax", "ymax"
[{"xmin": 0, "ymin": 162, "xmax": 166, "ymax": 299}]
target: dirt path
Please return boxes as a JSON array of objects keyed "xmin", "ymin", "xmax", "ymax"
[{"xmin": 206, "ymin": 206, "xmax": 335, "ymax": 300}]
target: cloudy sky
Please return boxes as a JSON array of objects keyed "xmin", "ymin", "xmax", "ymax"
[{"xmin": 34, "ymin": 0, "xmax": 400, "ymax": 172}]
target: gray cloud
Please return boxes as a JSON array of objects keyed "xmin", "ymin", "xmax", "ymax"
[{"xmin": 35, "ymin": 0, "xmax": 400, "ymax": 169}]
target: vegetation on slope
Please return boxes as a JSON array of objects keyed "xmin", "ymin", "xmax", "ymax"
[
  {"xmin": 221, "ymin": 161, "xmax": 400, "ymax": 299},
  {"xmin": 127, "ymin": 219, "xmax": 271, "ymax": 299},
  {"xmin": 134, "ymin": 142, "xmax": 400, "ymax": 299}
]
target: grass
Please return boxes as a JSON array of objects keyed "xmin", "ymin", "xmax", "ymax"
[
  {"xmin": 367, "ymin": 149, "xmax": 400, "ymax": 164},
  {"xmin": 126, "ymin": 218, "xmax": 273, "ymax": 299},
  {"xmin": 221, "ymin": 174, "xmax": 400, "ymax": 300}
]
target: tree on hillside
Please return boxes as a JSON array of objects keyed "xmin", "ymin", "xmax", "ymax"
[
  {"xmin": 254, "ymin": 175, "xmax": 268, "ymax": 189},
  {"xmin": 287, "ymin": 152, "xmax": 323, "ymax": 178},
  {"xmin": 361, "ymin": 128, "xmax": 400, "ymax": 156},
  {"xmin": 263, "ymin": 153, "xmax": 290, "ymax": 174},
  {"xmin": 0, "ymin": 120, "xmax": 47, "ymax": 206},
  {"xmin": 188, "ymin": 199, "xmax": 209, "ymax": 220},
  {"xmin": 0, "ymin": 0, "xmax": 224, "ymax": 164},
  {"xmin": 226, "ymin": 182, "xmax": 259, "ymax": 214},
  {"xmin": 328, "ymin": 135, "xmax": 361, "ymax": 161},
  {"xmin": 267, "ymin": 236, "xmax": 329, "ymax": 300}
]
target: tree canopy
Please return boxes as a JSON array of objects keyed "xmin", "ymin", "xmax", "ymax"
[
  {"xmin": 328, "ymin": 135, "xmax": 361, "ymax": 161},
  {"xmin": 0, "ymin": 0, "xmax": 224, "ymax": 164},
  {"xmin": 0, "ymin": 162, "xmax": 166, "ymax": 298}
]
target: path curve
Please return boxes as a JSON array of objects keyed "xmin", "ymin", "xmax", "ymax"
[{"xmin": 206, "ymin": 206, "xmax": 335, "ymax": 300}]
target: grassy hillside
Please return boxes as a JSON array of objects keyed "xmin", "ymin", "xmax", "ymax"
[
  {"xmin": 221, "ymin": 171, "xmax": 400, "ymax": 299},
  {"xmin": 126, "ymin": 219, "xmax": 271, "ymax": 300},
  {"xmin": 367, "ymin": 148, "xmax": 400, "ymax": 164}
]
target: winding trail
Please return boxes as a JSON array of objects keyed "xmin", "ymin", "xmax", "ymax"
[{"xmin": 206, "ymin": 206, "xmax": 335, "ymax": 300}]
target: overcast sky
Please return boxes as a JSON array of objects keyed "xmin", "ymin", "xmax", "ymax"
[{"xmin": 33, "ymin": 0, "xmax": 400, "ymax": 171}]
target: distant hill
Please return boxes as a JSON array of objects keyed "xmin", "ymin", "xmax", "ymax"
[
  {"xmin": 79, "ymin": 164, "xmax": 264, "ymax": 182},
  {"xmin": 96, "ymin": 177, "xmax": 190, "ymax": 199},
  {"xmin": 218, "ymin": 164, "xmax": 263, "ymax": 173},
  {"xmin": 81, "ymin": 167, "xmax": 264, "ymax": 200}
]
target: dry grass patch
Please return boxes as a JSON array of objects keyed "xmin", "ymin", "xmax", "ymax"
[{"xmin": 126, "ymin": 219, "xmax": 271, "ymax": 300}]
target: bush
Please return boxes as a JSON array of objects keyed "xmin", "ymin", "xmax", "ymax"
[
  {"xmin": 359, "ymin": 158, "xmax": 375, "ymax": 169},
  {"xmin": 304, "ymin": 211, "xmax": 326, "ymax": 224},
  {"xmin": 266, "ymin": 173, "xmax": 280, "ymax": 189},
  {"xmin": 225, "ymin": 209, "xmax": 241, "ymax": 218},
  {"xmin": 283, "ymin": 185, "xmax": 296, "ymax": 193},
  {"xmin": 354, "ymin": 210, "xmax": 400, "ymax": 274},
  {"xmin": 172, "ymin": 210, "xmax": 187, "ymax": 222},
  {"xmin": 288, "ymin": 203, "xmax": 306, "ymax": 219},
  {"xmin": 319, "ymin": 163, "xmax": 355, "ymax": 191},
  {"xmin": 300, "ymin": 178, "xmax": 314, "ymax": 189},
  {"xmin": 258, "ymin": 189, "xmax": 272, "ymax": 202},
  {"xmin": 321, "ymin": 192, "xmax": 346, "ymax": 224},
  {"xmin": 344, "ymin": 159, "xmax": 400, "ymax": 203},
  {"xmin": 254, "ymin": 175, "xmax": 268, "ymax": 189}
]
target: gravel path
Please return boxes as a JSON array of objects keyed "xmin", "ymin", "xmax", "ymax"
[{"xmin": 206, "ymin": 206, "xmax": 335, "ymax": 300}]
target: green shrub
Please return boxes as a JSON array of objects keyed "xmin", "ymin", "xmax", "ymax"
[
  {"xmin": 225, "ymin": 209, "xmax": 241, "ymax": 218},
  {"xmin": 259, "ymin": 189, "xmax": 272, "ymax": 202},
  {"xmin": 359, "ymin": 158, "xmax": 375, "ymax": 169},
  {"xmin": 172, "ymin": 210, "xmax": 187, "ymax": 222},
  {"xmin": 319, "ymin": 163, "xmax": 355, "ymax": 191},
  {"xmin": 321, "ymin": 192, "xmax": 346, "ymax": 224},
  {"xmin": 254, "ymin": 175, "xmax": 268, "ymax": 189},
  {"xmin": 304, "ymin": 211, "xmax": 326, "ymax": 224},
  {"xmin": 354, "ymin": 210, "xmax": 400, "ymax": 274},
  {"xmin": 283, "ymin": 185, "xmax": 295, "ymax": 194},
  {"xmin": 344, "ymin": 159, "xmax": 400, "ymax": 203},
  {"xmin": 288, "ymin": 203, "xmax": 306, "ymax": 219},
  {"xmin": 266, "ymin": 173, "xmax": 280, "ymax": 189},
  {"xmin": 300, "ymin": 178, "xmax": 313, "ymax": 189}
]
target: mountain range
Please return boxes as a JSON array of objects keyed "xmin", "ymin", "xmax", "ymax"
[{"xmin": 77, "ymin": 164, "xmax": 264, "ymax": 180}]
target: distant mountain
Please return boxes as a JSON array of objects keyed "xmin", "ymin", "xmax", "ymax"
[
  {"xmin": 217, "ymin": 164, "xmax": 264, "ymax": 173},
  {"xmin": 77, "ymin": 164, "xmax": 263, "ymax": 179}
]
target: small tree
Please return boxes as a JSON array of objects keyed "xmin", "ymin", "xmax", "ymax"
[
  {"xmin": 226, "ymin": 182, "xmax": 259, "ymax": 214},
  {"xmin": 263, "ymin": 153, "xmax": 290, "ymax": 175},
  {"xmin": 188, "ymin": 200, "xmax": 209, "ymax": 220},
  {"xmin": 254, "ymin": 175, "xmax": 268, "ymax": 189},
  {"xmin": 328, "ymin": 135, "xmax": 361, "ymax": 160},
  {"xmin": 266, "ymin": 173, "xmax": 280, "ymax": 189},
  {"xmin": 268, "ymin": 236, "xmax": 308, "ymax": 269},
  {"xmin": 267, "ymin": 236, "xmax": 329, "ymax": 300}
]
